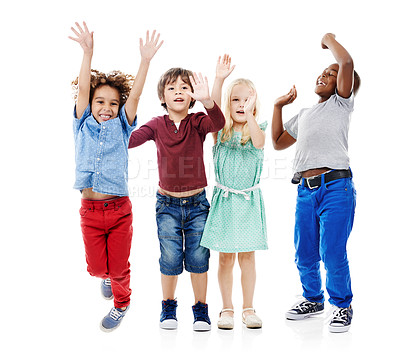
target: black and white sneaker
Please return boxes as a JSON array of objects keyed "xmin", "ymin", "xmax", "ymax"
[
  {"xmin": 328, "ymin": 305, "xmax": 353, "ymax": 333},
  {"xmin": 286, "ymin": 298, "xmax": 324, "ymax": 320}
]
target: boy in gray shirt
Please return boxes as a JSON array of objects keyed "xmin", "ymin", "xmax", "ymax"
[{"xmin": 271, "ymin": 33, "xmax": 360, "ymax": 333}]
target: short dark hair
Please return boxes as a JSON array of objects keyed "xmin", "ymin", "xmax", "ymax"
[
  {"xmin": 353, "ymin": 70, "xmax": 361, "ymax": 96},
  {"xmin": 157, "ymin": 68, "xmax": 195, "ymax": 110}
]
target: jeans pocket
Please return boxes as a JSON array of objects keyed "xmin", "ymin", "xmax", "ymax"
[
  {"xmin": 325, "ymin": 178, "xmax": 349, "ymax": 191},
  {"xmin": 198, "ymin": 199, "xmax": 210, "ymax": 211},
  {"xmin": 156, "ymin": 201, "xmax": 167, "ymax": 215},
  {"xmin": 116, "ymin": 201, "xmax": 132, "ymax": 216},
  {"xmin": 79, "ymin": 207, "xmax": 88, "ymax": 217}
]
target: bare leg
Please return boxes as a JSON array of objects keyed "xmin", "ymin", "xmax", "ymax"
[
  {"xmin": 218, "ymin": 253, "xmax": 236, "ymax": 317},
  {"xmin": 238, "ymin": 252, "xmax": 256, "ymax": 317},
  {"xmin": 191, "ymin": 272, "xmax": 208, "ymax": 304},
  {"xmin": 161, "ymin": 274, "xmax": 178, "ymax": 300}
]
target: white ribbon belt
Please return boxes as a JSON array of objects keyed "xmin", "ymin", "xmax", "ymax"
[{"xmin": 216, "ymin": 182, "xmax": 260, "ymax": 201}]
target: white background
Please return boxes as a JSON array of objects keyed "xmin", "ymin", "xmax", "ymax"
[{"xmin": 1, "ymin": 0, "xmax": 399, "ymax": 353}]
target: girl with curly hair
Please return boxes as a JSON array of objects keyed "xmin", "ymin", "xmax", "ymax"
[{"xmin": 69, "ymin": 21, "xmax": 162, "ymax": 332}]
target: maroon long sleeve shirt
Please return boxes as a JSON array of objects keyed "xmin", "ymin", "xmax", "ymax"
[{"xmin": 128, "ymin": 103, "xmax": 225, "ymax": 192}]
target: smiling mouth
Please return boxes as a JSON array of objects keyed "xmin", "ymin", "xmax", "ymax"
[
  {"xmin": 174, "ymin": 98, "xmax": 184, "ymax": 102},
  {"xmin": 236, "ymin": 110, "xmax": 245, "ymax": 114},
  {"xmin": 317, "ymin": 79, "xmax": 327, "ymax": 87},
  {"xmin": 100, "ymin": 114, "xmax": 112, "ymax": 121}
]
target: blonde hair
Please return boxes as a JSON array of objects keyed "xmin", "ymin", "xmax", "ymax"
[{"xmin": 221, "ymin": 78, "xmax": 260, "ymax": 145}]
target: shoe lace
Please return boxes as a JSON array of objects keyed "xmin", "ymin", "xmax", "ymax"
[
  {"xmin": 292, "ymin": 297, "xmax": 317, "ymax": 312},
  {"xmin": 104, "ymin": 278, "xmax": 111, "ymax": 286},
  {"xmin": 109, "ymin": 307, "xmax": 123, "ymax": 321},
  {"xmin": 325, "ymin": 306, "xmax": 348, "ymax": 324},
  {"xmin": 193, "ymin": 303, "xmax": 209, "ymax": 322},
  {"xmin": 162, "ymin": 300, "xmax": 177, "ymax": 318}
]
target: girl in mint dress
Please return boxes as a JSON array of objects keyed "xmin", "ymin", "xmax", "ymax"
[{"xmin": 201, "ymin": 56, "xmax": 267, "ymax": 330}]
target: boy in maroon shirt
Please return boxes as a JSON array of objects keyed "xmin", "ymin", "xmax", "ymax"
[{"xmin": 129, "ymin": 68, "xmax": 225, "ymax": 330}]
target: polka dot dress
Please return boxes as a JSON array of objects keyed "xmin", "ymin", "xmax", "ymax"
[{"xmin": 200, "ymin": 121, "xmax": 268, "ymax": 253}]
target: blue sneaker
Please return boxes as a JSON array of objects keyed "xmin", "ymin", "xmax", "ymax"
[
  {"xmin": 328, "ymin": 305, "xmax": 353, "ymax": 333},
  {"xmin": 100, "ymin": 306, "xmax": 129, "ymax": 332},
  {"xmin": 101, "ymin": 278, "xmax": 113, "ymax": 300},
  {"xmin": 286, "ymin": 298, "xmax": 324, "ymax": 320},
  {"xmin": 192, "ymin": 302, "xmax": 211, "ymax": 331},
  {"xmin": 160, "ymin": 299, "xmax": 178, "ymax": 329}
]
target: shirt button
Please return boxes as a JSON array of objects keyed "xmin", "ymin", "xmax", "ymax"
[
  {"xmin": 174, "ymin": 130, "xmax": 178, "ymax": 134},
  {"xmin": 103, "ymin": 126, "xmax": 106, "ymax": 129},
  {"xmin": 100, "ymin": 142, "xmax": 103, "ymax": 145},
  {"xmin": 104, "ymin": 202, "xmax": 108, "ymax": 207},
  {"xmin": 97, "ymin": 172, "xmax": 100, "ymax": 174},
  {"xmin": 182, "ymin": 200, "xmax": 187, "ymax": 204},
  {"xmin": 97, "ymin": 158, "xmax": 100, "ymax": 161}
]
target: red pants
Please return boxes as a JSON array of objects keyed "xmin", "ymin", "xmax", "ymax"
[{"xmin": 80, "ymin": 196, "xmax": 133, "ymax": 308}]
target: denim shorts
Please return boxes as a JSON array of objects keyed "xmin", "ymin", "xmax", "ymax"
[{"xmin": 155, "ymin": 190, "xmax": 210, "ymax": 276}]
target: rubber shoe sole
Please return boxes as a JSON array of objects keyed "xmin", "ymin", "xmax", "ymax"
[
  {"xmin": 160, "ymin": 319, "xmax": 178, "ymax": 330},
  {"xmin": 286, "ymin": 308, "xmax": 324, "ymax": 320},
  {"xmin": 193, "ymin": 320, "xmax": 211, "ymax": 331}
]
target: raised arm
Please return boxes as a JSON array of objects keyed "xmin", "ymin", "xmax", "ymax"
[
  {"xmin": 186, "ymin": 73, "xmax": 225, "ymax": 133},
  {"xmin": 125, "ymin": 30, "xmax": 163, "ymax": 125},
  {"xmin": 69, "ymin": 22, "xmax": 94, "ymax": 119},
  {"xmin": 211, "ymin": 55, "xmax": 235, "ymax": 107},
  {"xmin": 321, "ymin": 33, "xmax": 354, "ymax": 98},
  {"xmin": 210, "ymin": 55, "xmax": 235, "ymax": 143},
  {"xmin": 271, "ymin": 86, "xmax": 297, "ymax": 150},
  {"xmin": 241, "ymin": 93, "xmax": 264, "ymax": 149}
]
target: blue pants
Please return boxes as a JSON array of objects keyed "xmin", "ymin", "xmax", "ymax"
[{"xmin": 294, "ymin": 173, "xmax": 356, "ymax": 308}]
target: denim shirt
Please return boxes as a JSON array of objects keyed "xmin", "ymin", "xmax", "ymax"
[{"xmin": 73, "ymin": 104, "xmax": 137, "ymax": 196}]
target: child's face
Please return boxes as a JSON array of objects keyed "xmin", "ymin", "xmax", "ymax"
[
  {"xmin": 162, "ymin": 76, "xmax": 193, "ymax": 114},
  {"xmin": 315, "ymin": 63, "xmax": 339, "ymax": 98},
  {"xmin": 91, "ymin": 85, "xmax": 120, "ymax": 123},
  {"xmin": 230, "ymin": 84, "xmax": 253, "ymax": 124}
]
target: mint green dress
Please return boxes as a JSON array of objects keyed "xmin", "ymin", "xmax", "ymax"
[{"xmin": 200, "ymin": 121, "xmax": 268, "ymax": 253}]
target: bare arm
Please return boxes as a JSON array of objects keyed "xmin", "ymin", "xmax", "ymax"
[
  {"xmin": 271, "ymin": 86, "xmax": 297, "ymax": 150},
  {"xmin": 242, "ymin": 93, "xmax": 265, "ymax": 149},
  {"xmin": 69, "ymin": 22, "xmax": 94, "ymax": 119},
  {"xmin": 321, "ymin": 33, "xmax": 354, "ymax": 98},
  {"xmin": 210, "ymin": 55, "xmax": 235, "ymax": 144},
  {"xmin": 125, "ymin": 30, "xmax": 163, "ymax": 125}
]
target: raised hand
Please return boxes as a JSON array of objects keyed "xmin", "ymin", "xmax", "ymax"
[
  {"xmin": 69, "ymin": 21, "xmax": 93, "ymax": 54},
  {"xmin": 140, "ymin": 30, "xmax": 163, "ymax": 62},
  {"xmin": 216, "ymin": 54, "xmax": 235, "ymax": 80},
  {"xmin": 186, "ymin": 73, "xmax": 214, "ymax": 109},
  {"xmin": 274, "ymin": 85, "xmax": 297, "ymax": 108},
  {"xmin": 244, "ymin": 91, "xmax": 257, "ymax": 116},
  {"xmin": 321, "ymin": 33, "xmax": 336, "ymax": 49}
]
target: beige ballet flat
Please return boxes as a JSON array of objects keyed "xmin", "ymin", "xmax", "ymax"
[
  {"xmin": 217, "ymin": 308, "xmax": 234, "ymax": 330},
  {"xmin": 242, "ymin": 308, "xmax": 262, "ymax": 329}
]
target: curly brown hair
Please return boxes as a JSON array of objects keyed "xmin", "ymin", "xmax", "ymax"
[{"xmin": 71, "ymin": 70, "xmax": 135, "ymax": 108}]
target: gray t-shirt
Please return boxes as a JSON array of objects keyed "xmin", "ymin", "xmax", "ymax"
[{"xmin": 284, "ymin": 93, "xmax": 354, "ymax": 173}]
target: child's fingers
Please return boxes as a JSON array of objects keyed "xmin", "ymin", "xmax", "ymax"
[
  {"xmin": 150, "ymin": 30, "xmax": 156, "ymax": 42},
  {"xmin": 83, "ymin": 21, "xmax": 90, "ymax": 33},
  {"xmin": 75, "ymin": 22, "xmax": 84, "ymax": 34},
  {"xmin": 156, "ymin": 40, "xmax": 164, "ymax": 51},
  {"xmin": 70, "ymin": 27, "xmax": 80, "ymax": 37}
]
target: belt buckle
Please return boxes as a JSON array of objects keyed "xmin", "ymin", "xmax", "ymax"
[{"xmin": 305, "ymin": 176, "xmax": 319, "ymax": 189}]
